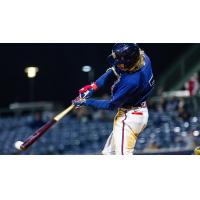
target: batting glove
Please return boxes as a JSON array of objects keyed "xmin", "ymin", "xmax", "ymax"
[
  {"xmin": 72, "ymin": 97, "xmax": 86, "ymax": 109},
  {"xmin": 79, "ymin": 82, "xmax": 98, "ymax": 99}
]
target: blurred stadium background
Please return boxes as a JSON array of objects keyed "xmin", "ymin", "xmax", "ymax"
[{"xmin": 0, "ymin": 43, "xmax": 200, "ymax": 155}]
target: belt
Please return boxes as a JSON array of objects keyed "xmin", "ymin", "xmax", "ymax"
[{"xmin": 121, "ymin": 102, "xmax": 147, "ymax": 109}]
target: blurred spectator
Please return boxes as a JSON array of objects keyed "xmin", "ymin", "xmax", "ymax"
[
  {"xmin": 185, "ymin": 73, "xmax": 200, "ymax": 114},
  {"xmin": 177, "ymin": 107, "xmax": 190, "ymax": 121},
  {"xmin": 155, "ymin": 96, "xmax": 167, "ymax": 112},
  {"xmin": 74, "ymin": 107, "xmax": 92, "ymax": 123},
  {"xmin": 165, "ymin": 97, "xmax": 179, "ymax": 112},
  {"xmin": 185, "ymin": 73, "xmax": 199, "ymax": 96},
  {"xmin": 28, "ymin": 112, "xmax": 45, "ymax": 129},
  {"xmin": 177, "ymin": 97, "xmax": 191, "ymax": 121}
]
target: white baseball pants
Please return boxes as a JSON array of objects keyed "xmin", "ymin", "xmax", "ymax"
[{"xmin": 102, "ymin": 106, "xmax": 148, "ymax": 155}]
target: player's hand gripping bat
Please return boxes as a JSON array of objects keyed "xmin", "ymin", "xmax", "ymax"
[{"xmin": 14, "ymin": 104, "xmax": 75, "ymax": 151}]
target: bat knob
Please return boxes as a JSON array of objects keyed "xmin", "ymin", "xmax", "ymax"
[{"xmin": 14, "ymin": 141, "xmax": 24, "ymax": 151}]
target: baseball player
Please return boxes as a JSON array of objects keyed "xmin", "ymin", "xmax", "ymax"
[{"xmin": 73, "ymin": 43, "xmax": 155, "ymax": 155}]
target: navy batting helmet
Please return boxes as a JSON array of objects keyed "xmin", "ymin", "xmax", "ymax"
[{"xmin": 108, "ymin": 43, "xmax": 140, "ymax": 70}]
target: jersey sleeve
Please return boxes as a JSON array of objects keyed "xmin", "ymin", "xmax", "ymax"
[
  {"xmin": 95, "ymin": 67, "xmax": 118, "ymax": 89},
  {"xmin": 85, "ymin": 81, "xmax": 138, "ymax": 110}
]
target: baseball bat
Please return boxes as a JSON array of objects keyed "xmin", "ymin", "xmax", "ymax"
[{"xmin": 15, "ymin": 104, "xmax": 75, "ymax": 151}]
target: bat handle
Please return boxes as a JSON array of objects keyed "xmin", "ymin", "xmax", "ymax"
[{"xmin": 54, "ymin": 104, "xmax": 75, "ymax": 121}]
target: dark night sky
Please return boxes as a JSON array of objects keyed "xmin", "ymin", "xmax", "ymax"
[{"xmin": 0, "ymin": 43, "xmax": 192, "ymax": 107}]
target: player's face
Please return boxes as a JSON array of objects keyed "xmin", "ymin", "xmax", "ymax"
[
  {"xmin": 112, "ymin": 52, "xmax": 127, "ymax": 71},
  {"xmin": 117, "ymin": 63, "xmax": 126, "ymax": 71}
]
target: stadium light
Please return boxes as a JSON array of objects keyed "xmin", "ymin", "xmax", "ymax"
[
  {"xmin": 82, "ymin": 65, "xmax": 92, "ymax": 72},
  {"xmin": 81, "ymin": 65, "xmax": 94, "ymax": 83},
  {"xmin": 25, "ymin": 66, "xmax": 39, "ymax": 78},
  {"xmin": 24, "ymin": 66, "xmax": 39, "ymax": 102}
]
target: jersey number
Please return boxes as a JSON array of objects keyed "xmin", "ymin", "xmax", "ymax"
[{"xmin": 149, "ymin": 75, "xmax": 155, "ymax": 87}]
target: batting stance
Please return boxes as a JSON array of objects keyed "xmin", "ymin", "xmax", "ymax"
[{"xmin": 73, "ymin": 43, "xmax": 155, "ymax": 155}]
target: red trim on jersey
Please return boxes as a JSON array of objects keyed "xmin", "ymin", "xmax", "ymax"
[
  {"xmin": 131, "ymin": 112, "xmax": 143, "ymax": 115},
  {"xmin": 121, "ymin": 111, "xmax": 127, "ymax": 155}
]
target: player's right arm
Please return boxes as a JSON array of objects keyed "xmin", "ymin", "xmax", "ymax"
[
  {"xmin": 79, "ymin": 67, "xmax": 118, "ymax": 99},
  {"xmin": 74, "ymin": 80, "xmax": 138, "ymax": 110}
]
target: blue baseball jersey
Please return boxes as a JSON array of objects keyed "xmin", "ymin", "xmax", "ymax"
[{"xmin": 85, "ymin": 53, "xmax": 155, "ymax": 110}]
